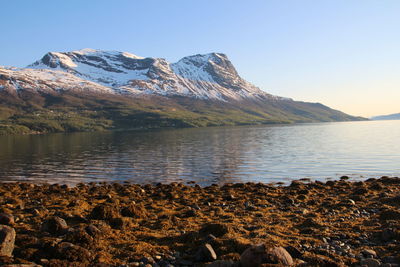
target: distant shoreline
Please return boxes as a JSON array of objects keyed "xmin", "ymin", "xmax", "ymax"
[{"xmin": 0, "ymin": 117, "xmax": 371, "ymax": 136}]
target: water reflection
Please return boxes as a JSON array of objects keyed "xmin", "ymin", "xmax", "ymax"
[{"xmin": 0, "ymin": 120, "xmax": 399, "ymax": 185}]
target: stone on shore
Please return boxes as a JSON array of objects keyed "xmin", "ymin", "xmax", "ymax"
[
  {"xmin": 41, "ymin": 216, "xmax": 69, "ymax": 235},
  {"xmin": 0, "ymin": 225, "xmax": 16, "ymax": 257},
  {"xmin": 0, "ymin": 214, "xmax": 14, "ymax": 226},
  {"xmin": 195, "ymin": 243, "xmax": 217, "ymax": 262},
  {"xmin": 240, "ymin": 244, "xmax": 293, "ymax": 267}
]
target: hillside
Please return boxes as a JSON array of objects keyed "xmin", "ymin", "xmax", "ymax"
[{"xmin": 371, "ymin": 113, "xmax": 400, "ymax": 121}]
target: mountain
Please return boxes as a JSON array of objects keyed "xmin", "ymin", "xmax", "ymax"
[
  {"xmin": 0, "ymin": 49, "xmax": 365, "ymax": 134},
  {"xmin": 371, "ymin": 113, "xmax": 400, "ymax": 120}
]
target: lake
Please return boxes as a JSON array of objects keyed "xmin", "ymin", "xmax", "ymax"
[{"xmin": 0, "ymin": 120, "xmax": 399, "ymax": 185}]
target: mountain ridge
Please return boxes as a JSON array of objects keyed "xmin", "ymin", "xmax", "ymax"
[
  {"xmin": 0, "ymin": 49, "xmax": 365, "ymax": 135},
  {"xmin": 22, "ymin": 48, "xmax": 280, "ymax": 101}
]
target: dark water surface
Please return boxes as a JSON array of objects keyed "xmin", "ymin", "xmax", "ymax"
[{"xmin": 0, "ymin": 120, "xmax": 399, "ymax": 185}]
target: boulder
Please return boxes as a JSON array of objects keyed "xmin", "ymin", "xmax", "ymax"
[
  {"xmin": 55, "ymin": 242, "xmax": 92, "ymax": 262},
  {"xmin": 121, "ymin": 203, "xmax": 147, "ymax": 218},
  {"xmin": 0, "ymin": 225, "xmax": 16, "ymax": 257},
  {"xmin": 90, "ymin": 204, "xmax": 119, "ymax": 220},
  {"xmin": 41, "ymin": 217, "xmax": 69, "ymax": 235},
  {"xmin": 240, "ymin": 244, "xmax": 293, "ymax": 267}
]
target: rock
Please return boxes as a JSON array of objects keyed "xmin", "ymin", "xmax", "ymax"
[
  {"xmin": 85, "ymin": 224, "xmax": 101, "ymax": 237},
  {"xmin": 0, "ymin": 214, "xmax": 14, "ymax": 226},
  {"xmin": 195, "ymin": 243, "xmax": 217, "ymax": 262},
  {"xmin": 382, "ymin": 256, "xmax": 399, "ymax": 264},
  {"xmin": 348, "ymin": 199, "xmax": 356, "ymax": 205},
  {"xmin": 40, "ymin": 217, "xmax": 69, "ymax": 235},
  {"xmin": 297, "ymin": 218, "xmax": 324, "ymax": 229},
  {"xmin": 354, "ymin": 187, "xmax": 369, "ymax": 195},
  {"xmin": 192, "ymin": 204, "xmax": 201, "ymax": 210},
  {"xmin": 285, "ymin": 245, "xmax": 302, "ymax": 258},
  {"xmin": 139, "ymin": 256, "xmax": 155, "ymax": 264},
  {"xmin": 379, "ymin": 209, "xmax": 400, "ymax": 220},
  {"xmin": 203, "ymin": 234, "xmax": 217, "ymax": 244},
  {"xmin": 362, "ymin": 249, "xmax": 377, "ymax": 258},
  {"xmin": 360, "ymin": 258, "xmax": 381, "ymax": 267},
  {"xmin": 199, "ymin": 223, "xmax": 230, "ymax": 237},
  {"xmin": 0, "ymin": 225, "xmax": 16, "ymax": 257},
  {"xmin": 240, "ymin": 244, "xmax": 293, "ymax": 267},
  {"xmin": 109, "ymin": 217, "xmax": 131, "ymax": 230},
  {"xmin": 176, "ymin": 259, "xmax": 194, "ymax": 265},
  {"xmin": 90, "ymin": 204, "xmax": 120, "ymax": 220},
  {"xmin": 382, "ymin": 195, "xmax": 400, "ymax": 207},
  {"xmin": 269, "ymin": 247, "xmax": 294, "ymax": 265},
  {"xmin": 381, "ymin": 228, "xmax": 393, "ymax": 241},
  {"xmin": 121, "ymin": 204, "xmax": 147, "ymax": 218},
  {"xmin": 183, "ymin": 209, "xmax": 197, "ymax": 217},
  {"xmin": 65, "ymin": 228, "xmax": 94, "ymax": 245},
  {"xmin": 55, "ymin": 242, "xmax": 92, "ymax": 262}
]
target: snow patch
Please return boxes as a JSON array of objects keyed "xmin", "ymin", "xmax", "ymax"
[
  {"xmin": 51, "ymin": 52, "xmax": 77, "ymax": 68},
  {"xmin": 122, "ymin": 52, "xmax": 144, "ymax": 59}
]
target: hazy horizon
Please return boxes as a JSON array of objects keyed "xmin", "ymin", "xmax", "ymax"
[{"xmin": 1, "ymin": 0, "xmax": 399, "ymax": 117}]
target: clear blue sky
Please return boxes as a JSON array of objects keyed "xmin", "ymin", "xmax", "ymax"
[{"xmin": 1, "ymin": 0, "xmax": 399, "ymax": 117}]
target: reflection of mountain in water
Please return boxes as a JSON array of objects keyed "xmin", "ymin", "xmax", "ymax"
[
  {"xmin": 0, "ymin": 127, "xmax": 263, "ymax": 185},
  {"xmin": 2, "ymin": 121, "xmax": 399, "ymax": 185}
]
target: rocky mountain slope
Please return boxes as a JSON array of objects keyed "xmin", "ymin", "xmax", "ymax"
[{"xmin": 0, "ymin": 49, "xmax": 365, "ymax": 134}]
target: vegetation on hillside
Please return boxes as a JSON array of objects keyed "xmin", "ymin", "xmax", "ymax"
[{"xmin": 0, "ymin": 91, "xmax": 365, "ymax": 135}]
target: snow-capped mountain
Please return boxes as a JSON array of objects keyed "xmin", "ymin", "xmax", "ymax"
[
  {"xmin": 0, "ymin": 48, "xmax": 281, "ymax": 100},
  {"xmin": 0, "ymin": 49, "xmax": 365, "ymax": 135}
]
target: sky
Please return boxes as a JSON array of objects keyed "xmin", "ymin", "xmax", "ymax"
[{"xmin": 1, "ymin": 0, "xmax": 399, "ymax": 117}]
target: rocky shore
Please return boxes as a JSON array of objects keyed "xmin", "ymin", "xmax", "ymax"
[{"xmin": 0, "ymin": 177, "xmax": 399, "ymax": 267}]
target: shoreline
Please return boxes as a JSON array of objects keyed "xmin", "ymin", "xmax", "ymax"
[
  {"xmin": 0, "ymin": 177, "xmax": 399, "ymax": 266},
  {"xmin": 0, "ymin": 119, "xmax": 373, "ymax": 137}
]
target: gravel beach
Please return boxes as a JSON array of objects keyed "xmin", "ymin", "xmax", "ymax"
[{"xmin": 0, "ymin": 177, "xmax": 399, "ymax": 266}]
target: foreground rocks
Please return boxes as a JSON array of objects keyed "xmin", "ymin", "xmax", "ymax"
[
  {"xmin": 0, "ymin": 177, "xmax": 399, "ymax": 266},
  {"xmin": 0, "ymin": 225, "xmax": 16, "ymax": 257}
]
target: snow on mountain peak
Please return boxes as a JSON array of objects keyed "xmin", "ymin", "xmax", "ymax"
[
  {"xmin": 72, "ymin": 48, "xmax": 99, "ymax": 55},
  {"xmin": 10, "ymin": 49, "xmax": 278, "ymax": 101}
]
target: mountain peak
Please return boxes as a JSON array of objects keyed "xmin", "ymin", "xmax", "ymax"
[
  {"xmin": 70, "ymin": 48, "xmax": 144, "ymax": 59},
  {"xmin": 29, "ymin": 49, "xmax": 145, "ymax": 69},
  {"xmin": 18, "ymin": 49, "xmax": 273, "ymax": 100}
]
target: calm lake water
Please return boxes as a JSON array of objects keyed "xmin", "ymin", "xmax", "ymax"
[{"xmin": 0, "ymin": 120, "xmax": 399, "ymax": 185}]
